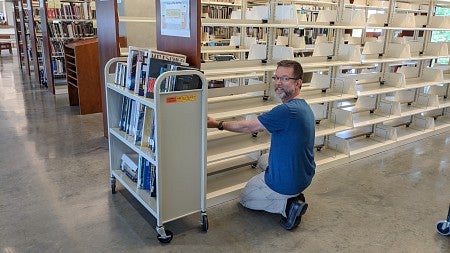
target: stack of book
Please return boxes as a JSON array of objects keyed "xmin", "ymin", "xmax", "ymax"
[{"xmin": 114, "ymin": 46, "xmax": 202, "ymax": 99}]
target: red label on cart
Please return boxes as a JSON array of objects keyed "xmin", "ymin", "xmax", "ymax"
[{"xmin": 166, "ymin": 94, "xmax": 197, "ymax": 103}]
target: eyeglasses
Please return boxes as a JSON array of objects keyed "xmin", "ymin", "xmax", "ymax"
[{"xmin": 271, "ymin": 76, "xmax": 298, "ymax": 82}]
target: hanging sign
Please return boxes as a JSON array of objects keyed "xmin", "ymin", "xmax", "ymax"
[{"xmin": 160, "ymin": 0, "xmax": 190, "ymax": 38}]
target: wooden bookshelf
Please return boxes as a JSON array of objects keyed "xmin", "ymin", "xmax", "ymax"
[
  {"xmin": 39, "ymin": 0, "xmax": 97, "ymax": 94},
  {"xmin": 24, "ymin": 0, "xmax": 43, "ymax": 84},
  {"xmin": 13, "ymin": 0, "xmax": 30, "ymax": 74},
  {"xmin": 64, "ymin": 38, "xmax": 101, "ymax": 115}
]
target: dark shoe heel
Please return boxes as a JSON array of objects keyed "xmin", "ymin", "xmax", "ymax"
[{"xmin": 280, "ymin": 202, "xmax": 308, "ymax": 230}]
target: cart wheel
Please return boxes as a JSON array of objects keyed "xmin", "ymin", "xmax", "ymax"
[
  {"xmin": 110, "ymin": 177, "xmax": 116, "ymax": 194},
  {"xmin": 436, "ymin": 221, "xmax": 450, "ymax": 236},
  {"xmin": 157, "ymin": 230, "xmax": 173, "ymax": 243},
  {"xmin": 251, "ymin": 163, "xmax": 257, "ymax": 169},
  {"xmin": 316, "ymin": 147, "xmax": 322, "ymax": 151},
  {"xmin": 201, "ymin": 214, "xmax": 209, "ymax": 232}
]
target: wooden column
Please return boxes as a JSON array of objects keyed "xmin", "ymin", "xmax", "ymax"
[{"xmin": 95, "ymin": 0, "xmax": 120, "ymax": 137}]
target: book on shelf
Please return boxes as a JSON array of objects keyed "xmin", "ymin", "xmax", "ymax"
[
  {"xmin": 126, "ymin": 99, "xmax": 137, "ymax": 135},
  {"xmin": 133, "ymin": 102, "xmax": 146, "ymax": 145},
  {"xmin": 139, "ymin": 156, "xmax": 157, "ymax": 197},
  {"xmin": 125, "ymin": 47, "xmax": 150, "ymax": 92},
  {"xmin": 120, "ymin": 153, "xmax": 139, "ymax": 182},
  {"xmin": 119, "ymin": 96, "xmax": 135, "ymax": 135},
  {"xmin": 150, "ymin": 164, "xmax": 156, "ymax": 197},
  {"xmin": 134, "ymin": 60, "xmax": 149, "ymax": 96},
  {"xmin": 140, "ymin": 106, "xmax": 155, "ymax": 150},
  {"xmin": 138, "ymin": 156, "xmax": 149, "ymax": 189},
  {"xmin": 119, "ymin": 96, "xmax": 130, "ymax": 131},
  {"xmin": 144, "ymin": 49, "xmax": 187, "ymax": 99},
  {"xmin": 118, "ymin": 95, "xmax": 156, "ymax": 151},
  {"xmin": 161, "ymin": 64, "xmax": 202, "ymax": 93}
]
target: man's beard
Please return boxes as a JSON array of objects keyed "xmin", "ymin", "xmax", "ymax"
[{"xmin": 275, "ymin": 87, "xmax": 294, "ymax": 100}]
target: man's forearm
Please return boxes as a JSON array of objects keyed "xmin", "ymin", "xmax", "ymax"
[{"xmin": 219, "ymin": 118, "xmax": 265, "ymax": 133}]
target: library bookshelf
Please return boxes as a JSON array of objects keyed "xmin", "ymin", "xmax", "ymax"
[
  {"xmin": 39, "ymin": 0, "xmax": 96, "ymax": 94},
  {"xmin": 12, "ymin": 0, "xmax": 30, "ymax": 74}
]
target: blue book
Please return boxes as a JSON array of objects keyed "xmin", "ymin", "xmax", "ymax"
[{"xmin": 141, "ymin": 158, "xmax": 151, "ymax": 190}]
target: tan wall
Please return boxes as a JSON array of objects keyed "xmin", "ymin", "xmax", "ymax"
[{"xmin": 120, "ymin": 0, "xmax": 156, "ymax": 49}]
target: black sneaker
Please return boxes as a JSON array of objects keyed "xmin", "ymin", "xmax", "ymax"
[
  {"xmin": 297, "ymin": 193, "xmax": 306, "ymax": 203},
  {"xmin": 280, "ymin": 202, "xmax": 308, "ymax": 230}
]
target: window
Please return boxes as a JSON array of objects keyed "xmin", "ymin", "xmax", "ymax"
[{"xmin": 432, "ymin": 7, "xmax": 450, "ymax": 64}]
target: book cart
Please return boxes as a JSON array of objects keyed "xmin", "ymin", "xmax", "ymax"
[{"xmin": 104, "ymin": 57, "xmax": 208, "ymax": 243}]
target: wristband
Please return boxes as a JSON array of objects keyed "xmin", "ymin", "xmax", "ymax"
[{"xmin": 218, "ymin": 121, "xmax": 224, "ymax": 131}]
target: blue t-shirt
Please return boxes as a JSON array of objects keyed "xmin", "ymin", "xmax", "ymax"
[{"xmin": 257, "ymin": 99, "xmax": 316, "ymax": 195}]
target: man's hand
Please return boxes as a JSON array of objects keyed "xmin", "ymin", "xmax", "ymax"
[{"xmin": 207, "ymin": 116, "xmax": 219, "ymax": 128}]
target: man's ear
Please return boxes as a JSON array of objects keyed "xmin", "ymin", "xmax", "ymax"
[{"xmin": 297, "ymin": 79, "xmax": 303, "ymax": 88}]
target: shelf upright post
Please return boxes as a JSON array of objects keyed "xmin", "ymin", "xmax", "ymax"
[
  {"xmin": 264, "ymin": 0, "xmax": 277, "ymax": 100},
  {"xmin": 380, "ymin": 0, "xmax": 396, "ymax": 82}
]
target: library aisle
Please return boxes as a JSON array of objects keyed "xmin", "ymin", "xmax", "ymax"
[{"xmin": 0, "ymin": 54, "xmax": 449, "ymax": 252}]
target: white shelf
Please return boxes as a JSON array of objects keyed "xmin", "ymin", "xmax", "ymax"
[
  {"xmin": 207, "ymin": 131, "xmax": 270, "ymax": 163},
  {"xmin": 109, "ymin": 128, "xmax": 157, "ymax": 164},
  {"xmin": 118, "ymin": 16, "xmax": 156, "ymax": 23},
  {"xmin": 111, "ymin": 169, "xmax": 157, "ymax": 216},
  {"xmin": 201, "ymin": 46, "xmax": 250, "ymax": 54},
  {"xmin": 315, "ymin": 119, "xmax": 353, "ymax": 137},
  {"xmin": 207, "ymin": 166, "xmax": 260, "ymax": 207},
  {"xmin": 208, "ymin": 96, "xmax": 278, "ymax": 119},
  {"xmin": 201, "ymin": 0, "xmax": 242, "ymax": 6}
]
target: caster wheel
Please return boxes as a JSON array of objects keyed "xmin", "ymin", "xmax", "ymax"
[
  {"xmin": 251, "ymin": 163, "xmax": 257, "ymax": 169},
  {"xmin": 436, "ymin": 221, "xmax": 450, "ymax": 236},
  {"xmin": 110, "ymin": 178, "xmax": 116, "ymax": 194},
  {"xmin": 365, "ymin": 134, "xmax": 371, "ymax": 138},
  {"xmin": 316, "ymin": 147, "xmax": 322, "ymax": 151},
  {"xmin": 157, "ymin": 230, "xmax": 173, "ymax": 243},
  {"xmin": 201, "ymin": 214, "xmax": 209, "ymax": 232}
]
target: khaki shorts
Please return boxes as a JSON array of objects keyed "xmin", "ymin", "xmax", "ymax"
[{"xmin": 240, "ymin": 172, "xmax": 297, "ymax": 218}]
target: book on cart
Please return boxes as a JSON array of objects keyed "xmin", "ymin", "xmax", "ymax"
[
  {"xmin": 114, "ymin": 62, "xmax": 127, "ymax": 87},
  {"xmin": 144, "ymin": 49, "xmax": 188, "ymax": 99},
  {"xmin": 120, "ymin": 153, "xmax": 139, "ymax": 182},
  {"xmin": 139, "ymin": 156, "xmax": 157, "ymax": 197},
  {"xmin": 133, "ymin": 102, "xmax": 146, "ymax": 145},
  {"xmin": 140, "ymin": 106, "xmax": 155, "ymax": 150},
  {"xmin": 119, "ymin": 96, "xmax": 131, "ymax": 131},
  {"xmin": 125, "ymin": 47, "xmax": 150, "ymax": 93},
  {"xmin": 161, "ymin": 64, "xmax": 202, "ymax": 92}
]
